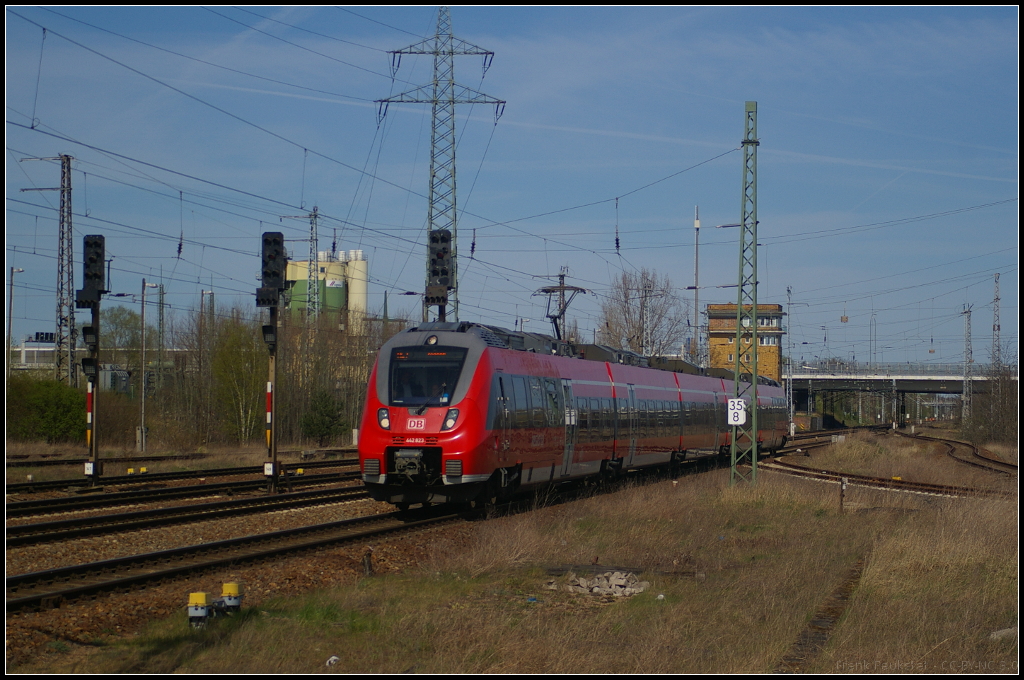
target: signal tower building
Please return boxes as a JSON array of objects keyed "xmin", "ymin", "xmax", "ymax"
[{"xmin": 707, "ymin": 303, "xmax": 786, "ymax": 383}]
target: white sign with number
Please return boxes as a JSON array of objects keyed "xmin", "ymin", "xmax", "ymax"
[{"xmin": 727, "ymin": 398, "xmax": 747, "ymax": 426}]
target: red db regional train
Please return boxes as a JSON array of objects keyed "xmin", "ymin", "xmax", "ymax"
[{"xmin": 358, "ymin": 322, "xmax": 787, "ymax": 508}]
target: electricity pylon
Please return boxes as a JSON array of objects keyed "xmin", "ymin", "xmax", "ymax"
[
  {"xmin": 19, "ymin": 154, "xmax": 76, "ymax": 385},
  {"xmin": 376, "ymin": 6, "xmax": 505, "ymax": 322}
]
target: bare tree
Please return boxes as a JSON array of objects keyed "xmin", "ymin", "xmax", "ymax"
[
  {"xmin": 275, "ymin": 308, "xmax": 410, "ymax": 446},
  {"xmin": 211, "ymin": 309, "xmax": 267, "ymax": 444},
  {"xmin": 598, "ymin": 268, "xmax": 689, "ymax": 357},
  {"xmin": 99, "ymin": 305, "xmax": 158, "ymax": 381},
  {"xmin": 965, "ymin": 353, "xmax": 1018, "ymax": 444}
]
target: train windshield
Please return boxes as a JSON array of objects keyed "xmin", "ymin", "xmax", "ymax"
[{"xmin": 389, "ymin": 346, "xmax": 468, "ymax": 407}]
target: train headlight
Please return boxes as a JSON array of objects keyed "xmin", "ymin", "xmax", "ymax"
[
  {"xmin": 440, "ymin": 408, "xmax": 460, "ymax": 431},
  {"xmin": 377, "ymin": 408, "xmax": 391, "ymax": 430}
]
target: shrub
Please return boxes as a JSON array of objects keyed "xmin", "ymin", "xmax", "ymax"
[
  {"xmin": 301, "ymin": 389, "xmax": 346, "ymax": 446},
  {"xmin": 6, "ymin": 373, "xmax": 86, "ymax": 443}
]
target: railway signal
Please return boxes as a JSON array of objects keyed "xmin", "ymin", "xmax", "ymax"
[
  {"xmin": 256, "ymin": 231, "xmax": 288, "ymax": 492},
  {"xmin": 257, "ymin": 231, "xmax": 285, "ymax": 309},
  {"xmin": 76, "ymin": 235, "xmax": 107, "ymax": 485},
  {"xmin": 260, "ymin": 231, "xmax": 286, "ymax": 289},
  {"xmin": 84, "ymin": 235, "xmax": 105, "ymax": 291},
  {"xmin": 426, "ymin": 229, "xmax": 452, "ymax": 309}
]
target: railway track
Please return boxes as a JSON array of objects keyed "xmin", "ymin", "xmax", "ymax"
[
  {"xmin": 761, "ymin": 457, "xmax": 1012, "ymax": 500},
  {"xmin": 5, "ymin": 486, "xmax": 371, "ymax": 547},
  {"xmin": 5, "ymin": 458, "xmax": 357, "ymax": 494},
  {"xmin": 893, "ymin": 430, "xmax": 1017, "ymax": 475},
  {"xmin": 5, "ymin": 447, "xmax": 357, "ymax": 469},
  {"xmin": 6, "ymin": 470, "xmax": 361, "ymax": 518},
  {"xmin": 6, "ymin": 509, "xmax": 463, "ymax": 613}
]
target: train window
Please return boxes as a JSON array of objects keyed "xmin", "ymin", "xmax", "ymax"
[
  {"xmin": 512, "ymin": 375, "xmax": 529, "ymax": 429},
  {"xmin": 575, "ymin": 397, "xmax": 588, "ymax": 439},
  {"xmin": 389, "ymin": 346, "xmax": 467, "ymax": 407},
  {"xmin": 529, "ymin": 377, "xmax": 546, "ymax": 428},
  {"xmin": 544, "ymin": 378, "xmax": 563, "ymax": 426}
]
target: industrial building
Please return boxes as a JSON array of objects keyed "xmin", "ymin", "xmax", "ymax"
[{"xmin": 284, "ymin": 250, "xmax": 368, "ymax": 332}]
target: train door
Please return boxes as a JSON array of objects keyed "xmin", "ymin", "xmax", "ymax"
[
  {"xmin": 560, "ymin": 379, "xmax": 577, "ymax": 476},
  {"xmin": 495, "ymin": 374, "xmax": 512, "ymax": 461},
  {"xmin": 626, "ymin": 384, "xmax": 638, "ymax": 467}
]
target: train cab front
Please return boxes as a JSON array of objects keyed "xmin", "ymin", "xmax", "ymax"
[{"xmin": 359, "ymin": 323, "xmax": 493, "ymax": 507}]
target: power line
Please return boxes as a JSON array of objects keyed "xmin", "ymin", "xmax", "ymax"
[
  {"xmin": 38, "ymin": 7, "xmax": 378, "ymax": 103},
  {"xmin": 6, "ymin": 13, "xmax": 427, "ymax": 199},
  {"xmin": 233, "ymin": 7, "xmax": 389, "ymax": 52},
  {"xmin": 333, "ymin": 6, "xmax": 427, "ymax": 38},
  {"xmin": 201, "ymin": 7, "xmax": 404, "ymax": 83}
]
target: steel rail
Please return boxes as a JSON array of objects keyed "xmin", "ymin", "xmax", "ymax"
[
  {"xmin": 893, "ymin": 430, "xmax": 1016, "ymax": 475},
  {"xmin": 6, "ymin": 486, "xmax": 371, "ymax": 547},
  {"xmin": 6, "ymin": 510, "xmax": 462, "ymax": 612},
  {"xmin": 6, "ymin": 471, "xmax": 361, "ymax": 518},
  {"xmin": 5, "ymin": 458, "xmax": 356, "ymax": 494},
  {"xmin": 761, "ymin": 458, "xmax": 1012, "ymax": 499}
]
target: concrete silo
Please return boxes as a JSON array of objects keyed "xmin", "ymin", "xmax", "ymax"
[{"xmin": 284, "ymin": 250, "xmax": 368, "ymax": 332}]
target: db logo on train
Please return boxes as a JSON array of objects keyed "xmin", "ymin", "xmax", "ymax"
[{"xmin": 407, "ymin": 418, "xmax": 426, "ymax": 430}]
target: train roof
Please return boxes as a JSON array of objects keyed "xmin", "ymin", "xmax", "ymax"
[{"xmin": 398, "ymin": 321, "xmax": 781, "ymax": 388}]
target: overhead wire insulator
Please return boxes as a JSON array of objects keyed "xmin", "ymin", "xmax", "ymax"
[{"xmin": 615, "ymin": 197, "xmax": 620, "ymax": 254}]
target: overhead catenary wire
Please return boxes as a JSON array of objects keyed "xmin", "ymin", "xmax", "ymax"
[{"xmin": 9, "ymin": 7, "xmax": 1015, "ymax": 360}]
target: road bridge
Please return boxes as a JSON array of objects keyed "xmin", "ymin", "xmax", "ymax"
[
  {"xmin": 785, "ymin": 360, "xmax": 1015, "ymax": 424},
  {"xmin": 787, "ymin": 361, "xmax": 1000, "ymax": 395}
]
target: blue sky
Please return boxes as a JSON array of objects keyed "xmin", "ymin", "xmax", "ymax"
[{"xmin": 6, "ymin": 6, "xmax": 1018, "ymax": 366}]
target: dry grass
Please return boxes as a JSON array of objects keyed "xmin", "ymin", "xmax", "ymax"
[
  {"xmin": 18, "ymin": 435, "xmax": 1017, "ymax": 674},
  {"xmin": 981, "ymin": 442, "xmax": 1018, "ymax": 466},
  {"xmin": 812, "ymin": 498, "xmax": 1018, "ymax": 673},
  {"xmin": 58, "ymin": 471, "xmax": 889, "ymax": 673},
  {"xmin": 799, "ymin": 432, "xmax": 1016, "ymax": 492}
]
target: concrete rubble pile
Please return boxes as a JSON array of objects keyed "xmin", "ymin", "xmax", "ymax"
[{"xmin": 547, "ymin": 570, "xmax": 651, "ymax": 597}]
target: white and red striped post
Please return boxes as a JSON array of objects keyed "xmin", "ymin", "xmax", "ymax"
[
  {"xmin": 86, "ymin": 381, "xmax": 94, "ymax": 449},
  {"xmin": 265, "ymin": 381, "xmax": 273, "ymax": 449}
]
